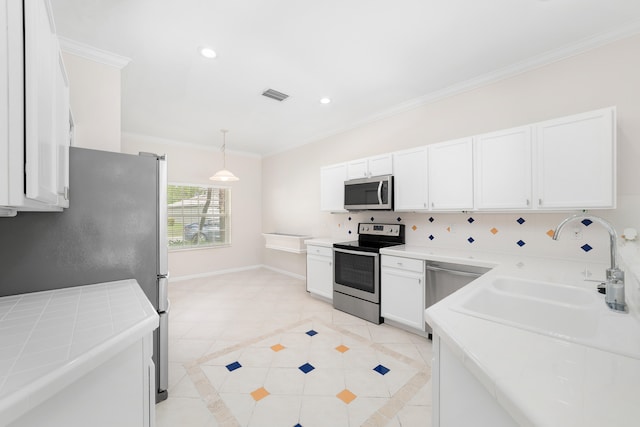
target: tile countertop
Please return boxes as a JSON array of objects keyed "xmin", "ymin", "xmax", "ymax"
[
  {"xmin": 380, "ymin": 245, "xmax": 640, "ymax": 427},
  {"xmin": 0, "ymin": 279, "xmax": 159, "ymax": 425}
]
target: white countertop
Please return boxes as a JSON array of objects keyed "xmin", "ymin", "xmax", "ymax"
[
  {"xmin": 0, "ymin": 279, "xmax": 159, "ymax": 425},
  {"xmin": 380, "ymin": 245, "xmax": 640, "ymax": 427}
]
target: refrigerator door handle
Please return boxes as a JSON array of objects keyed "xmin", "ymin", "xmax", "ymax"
[
  {"xmin": 158, "ymin": 301, "xmax": 170, "ymax": 392},
  {"xmin": 158, "ymin": 276, "xmax": 169, "ymax": 312},
  {"xmin": 157, "ymin": 155, "xmax": 169, "ymax": 276}
]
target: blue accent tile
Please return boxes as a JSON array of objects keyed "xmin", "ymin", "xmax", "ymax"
[
  {"xmin": 428, "ymin": 235, "xmax": 435, "ymax": 240},
  {"xmin": 581, "ymin": 219, "xmax": 593, "ymax": 227},
  {"xmin": 370, "ymin": 217, "xmax": 375, "ymax": 221},
  {"xmin": 298, "ymin": 363, "xmax": 315, "ymax": 374},
  {"xmin": 429, "ymin": 217, "xmax": 434, "ymax": 223},
  {"xmin": 516, "ymin": 217, "xmax": 525, "ymax": 225},
  {"xmin": 581, "ymin": 244, "xmax": 593, "ymax": 252},
  {"xmin": 294, "ymin": 424, "xmax": 303, "ymax": 427},
  {"xmin": 226, "ymin": 361, "xmax": 242, "ymax": 372},
  {"xmin": 467, "ymin": 217, "xmax": 474, "ymax": 224},
  {"xmin": 397, "ymin": 217, "xmax": 402, "ymax": 222},
  {"xmin": 306, "ymin": 330, "xmax": 318, "ymax": 337},
  {"xmin": 348, "ymin": 230, "xmax": 352, "ymax": 234},
  {"xmin": 467, "ymin": 237, "xmax": 475, "ymax": 243},
  {"xmin": 373, "ymin": 364, "xmax": 390, "ymax": 375},
  {"xmin": 348, "ymin": 217, "xmax": 352, "ymax": 221},
  {"xmin": 516, "ymin": 240, "xmax": 526, "ymax": 247}
]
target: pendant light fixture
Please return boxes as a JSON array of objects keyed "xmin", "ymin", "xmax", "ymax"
[{"xmin": 210, "ymin": 129, "xmax": 239, "ymax": 182}]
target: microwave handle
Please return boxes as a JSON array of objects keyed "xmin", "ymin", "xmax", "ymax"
[{"xmin": 377, "ymin": 181, "xmax": 383, "ymax": 205}]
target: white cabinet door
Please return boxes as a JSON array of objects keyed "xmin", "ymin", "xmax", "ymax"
[
  {"xmin": 347, "ymin": 154, "xmax": 392, "ymax": 180},
  {"xmin": 535, "ymin": 107, "xmax": 615, "ymax": 209},
  {"xmin": 24, "ymin": 0, "xmax": 59, "ymax": 205},
  {"xmin": 54, "ymin": 50, "xmax": 70, "ymax": 208},
  {"xmin": 320, "ymin": 163, "xmax": 347, "ymax": 212},
  {"xmin": 368, "ymin": 154, "xmax": 393, "ymax": 177},
  {"xmin": 381, "ymin": 256, "xmax": 425, "ymax": 331},
  {"xmin": 347, "ymin": 158, "xmax": 369, "ymax": 179},
  {"xmin": 393, "ymin": 146, "xmax": 428, "ymax": 211},
  {"xmin": 306, "ymin": 245, "xmax": 333, "ymax": 300},
  {"xmin": 0, "ymin": 3, "xmax": 9, "ymax": 206},
  {"xmin": 428, "ymin": 137, "xmax": 474, "ymax": 210},
  {"xmin": 474, "ymin": 126, "xmax": 532, "ymax": 210}
]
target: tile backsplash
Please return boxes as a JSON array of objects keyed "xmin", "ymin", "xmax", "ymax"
[{"xmin": 325, "ymin": 211, "xmax": 613, "ymax": 267}]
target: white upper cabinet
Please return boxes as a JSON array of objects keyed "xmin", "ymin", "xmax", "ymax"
[
  {"xmin": 347, "ymin": 154, "xmax": 393, "ymax": 180},
  {"xmin": 474, "ymin": 126, "xmax": 532, "ymax": 210},
  {"xmin": 428, "ymin": 137, "xmax": 474, "ymax": 210},
  {"xmin": 320, "ymin": 163, "xmax": 347, "ymax": 212},
  {"xmin": 1, "ymin": 0, "xmax": 70, "ymax": 213},
  {"xmin": 393, "ymin": 146, "xmax": 428, "ymax": 211},
  {"xmin": 535, "ymin": 107, "xmax": 616, "ymax": 209}
]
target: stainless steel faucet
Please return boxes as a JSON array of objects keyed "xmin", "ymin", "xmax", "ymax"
[{"xmin": 553, "ymin": 214, "xmax": 627, "ymax": 312}]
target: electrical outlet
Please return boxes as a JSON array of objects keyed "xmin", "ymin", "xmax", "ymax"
[{"xmin": 572, "ymin": 226, "xmax": 582, "ymax": 240}]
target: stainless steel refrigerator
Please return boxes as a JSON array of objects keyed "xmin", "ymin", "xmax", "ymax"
[{"xmin": 0, "ymin": 147, "xmax": 170, "ymax": 402}]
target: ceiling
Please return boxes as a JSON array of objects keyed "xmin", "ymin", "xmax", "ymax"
[{"xmin": 50, "ymin": 0, "xmax": 640, "ymax": 156}]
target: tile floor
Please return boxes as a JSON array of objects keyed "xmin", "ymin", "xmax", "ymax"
[{"xmin": 156, "ymin": 268, "xmax": 433, "ymax": 427}]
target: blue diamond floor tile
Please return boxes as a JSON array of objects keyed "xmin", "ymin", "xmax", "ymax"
[
  {"xmin": 373, "ymin": 364, "xmax": 390, "ymax": 375},
  {"xmin": 306, "ymin": 330, "xmax": 318, "ymax": 337},
  {"xmin": 467, "ymin": 237, "xmax": 475, "ymax": 243},
  {"xmin": 226, "ymin": 361, "xmax": 242, "ymax": 372},
  {"xmin": 517, "ymin": 240, "xmax": 526, "ymax": 247},
  {"xmin": 298, "ymin": 363, "xmax": 315, "ymax": 374},
  {"xmin": 581, "ymin": 244, "xmax": 593, "ymax": 252}
]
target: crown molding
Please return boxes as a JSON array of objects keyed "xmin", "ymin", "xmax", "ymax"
[{"xmin": 59, "ymin": 37, "xmax": 131, "ymax": 69}]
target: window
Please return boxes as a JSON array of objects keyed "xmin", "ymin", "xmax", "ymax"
[{"xmin": 167, "ymin": 183, "xmax": 230, "ymax": 249}]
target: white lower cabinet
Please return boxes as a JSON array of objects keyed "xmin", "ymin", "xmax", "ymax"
[
  {"xmin": 433, "ymin": 335, "xmax": 518, "ymax": 427},
  {"xmin": 10, "ymin": 333, "xmax": 155, "ymax": 427},
  {"xmin": 381, "ymin": 255, "xmax": 425, "ymax": 331},
  {"xmin": 306, "ymin": 245, "xmax": 333, "ymax": 300}
]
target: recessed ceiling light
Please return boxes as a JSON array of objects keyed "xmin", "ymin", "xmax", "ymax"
[
  {"xmin": 320, "ymin": 97, "xmax": 331, "ymax": 104},
  {"xmin": 199, "ymin": 47, "xmax": 217, "ymax": 59}
]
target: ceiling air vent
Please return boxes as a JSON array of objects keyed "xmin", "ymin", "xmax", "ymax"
[{"xmin": 262, "ymin": 88, "xmax": 289, "ymax": 102}]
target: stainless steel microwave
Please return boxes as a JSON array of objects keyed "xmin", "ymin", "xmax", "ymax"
[{"xmin": 344, "ymin": 175, "xmax": 393, "ymax": 211}]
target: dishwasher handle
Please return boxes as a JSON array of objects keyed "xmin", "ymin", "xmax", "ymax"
[{"xmin": 426, "ymin": 265, "xmax": 483, "ymax": 278}]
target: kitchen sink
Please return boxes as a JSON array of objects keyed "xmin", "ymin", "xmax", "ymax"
[
  {"xmin": 452, "ymin": 276, "xmax": 640, "ymax": 358},
  {"xmin": 455, "ymin": 277, "xmax": 600, "ymax": 340}
]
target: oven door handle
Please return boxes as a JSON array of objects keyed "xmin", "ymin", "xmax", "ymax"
[{"xmin": 334, "ymin": 248, "xmax": 379, "ymax": 257}]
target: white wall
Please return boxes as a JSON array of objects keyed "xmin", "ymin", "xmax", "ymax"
[
  {"xmin": 121, "ymin": 133, "xmax": 263, "ymax": 279},
  {"xmin": 62, "ymin": 52, "xmax": 121, "ymax": 152},
  {"xmin": 262, "ymin": 33, "xmax": 640, "ymax": 277}
]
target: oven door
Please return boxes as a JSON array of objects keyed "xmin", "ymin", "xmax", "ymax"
[{"xmin": 333, "ymin": 248, "xmax": 380, "ymax": 303}]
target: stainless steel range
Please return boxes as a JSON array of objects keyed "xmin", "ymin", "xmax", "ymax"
[{"xmin": 333, "ymin": 223, "xmax": 405, "ymax": 324}]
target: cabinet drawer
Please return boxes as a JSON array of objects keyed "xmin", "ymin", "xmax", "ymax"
[
  {"xmin": 381, "ymin": 255, "xmax": 424, "ymax": 273},
  {"xmin": 307, "ymin": 245, "xmax": 332, "ymax": 257}
]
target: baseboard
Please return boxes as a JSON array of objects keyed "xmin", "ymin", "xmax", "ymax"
[
  {"xmin": 261, "ymin": 265, "xmax": 306, "ymax": 281},
  {"xmin": 170, "ymin": 265, "xmax": 262, "ymax": 282},
  {"xmin": 169, "ymin": 264, "xmax": 306, "ymax": 282}
]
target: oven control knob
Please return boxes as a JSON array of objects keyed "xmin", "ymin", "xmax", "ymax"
[{"xmin": 362, "ymin": 226, "xmax": 369, "ymax": 232}]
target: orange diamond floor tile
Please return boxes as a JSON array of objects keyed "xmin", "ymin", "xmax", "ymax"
[
  {"xmin": 336, "ymin": 389, "xmax": 357, "ymax": 404},
  {"xmin": 250, "ymin": 387, "xmax": 270, "ymax": 402}
]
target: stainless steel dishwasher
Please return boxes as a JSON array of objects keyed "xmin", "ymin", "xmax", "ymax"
[{"xmin": 425, "ymin": 261, "xmax": 490, "ymax": 335}]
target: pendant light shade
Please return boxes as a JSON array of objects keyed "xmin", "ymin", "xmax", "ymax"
[{"xmin": 210, "ymin": 129, "xmax": 239, "ymax": 182}]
